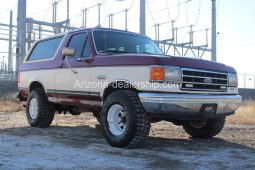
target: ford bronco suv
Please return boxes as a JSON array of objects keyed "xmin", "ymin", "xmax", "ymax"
[{"xmin": 18, "ymin": 28, "xmax": 242, "ymax": 148}]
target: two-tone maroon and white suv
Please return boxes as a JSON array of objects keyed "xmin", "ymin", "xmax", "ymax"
[{"xmin": 18, "ymin": 28, "xmax": 242, "ymax": 148}]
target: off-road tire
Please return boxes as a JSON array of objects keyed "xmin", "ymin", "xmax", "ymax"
[
  {"xmin": 101, "ymin": 90, "xmax": 151, "ymax": 148},
  {"xmin": 183, "ymin": 118, "xmax": 226, "ymax": 138},
  {"xmin": 26, "ymin": 88, "xmax": 55, "ymax": 128}
]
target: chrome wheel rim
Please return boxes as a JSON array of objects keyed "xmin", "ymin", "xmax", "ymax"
[
  {"xmin": 29, "ymin": 98, "xmax": 39, "ymax": 119},
  {"xmin": 107, "ymin": 104, "xmax": 127, "ymax": 136},
  {"xmin": 189, "ymin": 120, "xmax": 207, "ymax": 128}
]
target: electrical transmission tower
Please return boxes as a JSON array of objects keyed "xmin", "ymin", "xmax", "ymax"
[
  {"xmin": 0, "ymin": 0, "xmax": 218, "ymax": 77},
  {"xmin": 15, "ymin": 0, "xmax": 77, "ymax": 74},
  {"xmin": 152, "ymin": 0, "xmax": 217, "ymax": 60}
]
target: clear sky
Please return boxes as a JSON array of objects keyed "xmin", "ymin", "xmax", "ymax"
[{"xmin": 0, "ymin": 0, "xmax": 255, "ymax": 78}]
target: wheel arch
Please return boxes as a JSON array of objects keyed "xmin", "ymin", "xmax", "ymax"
[
  {"xmin": 102, "ymin": 80, "xmax": 138, "ymax": 101},
  {"xmin": 28, "ymin": 80, "xmax": 47, "ymax": 94}
]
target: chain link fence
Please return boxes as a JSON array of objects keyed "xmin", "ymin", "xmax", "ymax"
[{"xmin": 0, "ymin": 71, "xmax": 16, "ymax": 81}]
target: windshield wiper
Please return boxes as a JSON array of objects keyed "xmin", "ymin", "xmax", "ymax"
[
  {"xmin": 141, "ymin": 52, "xmax": 155, "ymax": 55},
  {"xmin": 102, "ymin": 50, "xmax": 131, "ymax": 55}
]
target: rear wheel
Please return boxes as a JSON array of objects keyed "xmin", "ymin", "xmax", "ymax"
[
  {"xmin": 101, "ymin": 90, "xmax": 151, "ymax": 148},
  {"xmin": 182, "ymin": 118, "xmax": 225, "ymax": 138},
  {"xmin": 26, "ymin": 88, "xmax": 55, "ymax": 128}
]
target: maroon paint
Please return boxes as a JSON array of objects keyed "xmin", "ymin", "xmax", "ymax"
[
  {"xmin": 91, "ymin": 54, "xmax": 236, "ymax": 73},
  {"xmin": 19, "ymin": 28, "xmax": 236, "ymax": 74},
  {"xmin": 53, "ymin": 93, "xmax": 101, "ymax": 107},
  {"xmin": 20, "ymin": 89, "xmax": 28, "ymax": 98},
  {"xmin": 20, "ymin": 35, "xmax": 66, "ymax": 71},
  {"xmin": 19, "ymin": 28, "xmax": 237, "ymax": 108}
]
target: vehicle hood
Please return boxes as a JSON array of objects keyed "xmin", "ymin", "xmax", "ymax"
[
  {"xmin": 158, "ymin": 55, "xmax": 236, "ymax": 73},
  {"xmin": 94, "ymin": 54, "xmax": 236, "ymax": 73}
]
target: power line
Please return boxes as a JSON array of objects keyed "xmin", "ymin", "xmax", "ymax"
[
  {"xmin": 185, "ymin": 0, "xmax": 190, "ymax": 25},
  {"xmin": 0, "ymin": 3, "xmax": 18, "ymax": 14},
  {"xmin": 216, "ymin": 0, "xmax": 221, "ymax": 18},
  {"xmin": 165, "ymin": 0, "xmax": 181, "ymax": 21},
  {"xmin": 146, "ymin": 0, "xmax": 156, "ymax": 25},
  {"xmin": 43, "ymin": 6, "xmax": 52, "ymax": 21},
  {"xmin": 185, "ymin": 0, "xmax": 202, "ymax": 26},
  {"xmin": 53, "ymin": 0, "xmax": 64, "ymax": 4},
  {"xmin": 103, "ymin": 0, "xmax": 136, "ymax": 23},
  {"xmin": 28, "ymin": 5, "xmax": 52, "ymax": 17},
  {"xmin": 128, "ymin": 0, "xmax": 136, "ymax": 10},
  {"xmin": 194, "ymin": 0, "xmax": 203, "ymax": 25},
  {"xmin": 0, "ymin": 0, "xmax": 216, "ymax": 65}
]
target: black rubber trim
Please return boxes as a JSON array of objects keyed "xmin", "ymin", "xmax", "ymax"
[{"xmin": 47, "ymin": 89, "xmax": 100, "ymax": 96}]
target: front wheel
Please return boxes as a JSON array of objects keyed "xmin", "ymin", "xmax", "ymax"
[
  {"xmin": 182, "ymin": 118, "xmax": 226, "ymax": 138},
  {"xmin": 26, "ymin": 88, "xmax": 55, "ymax": 128},
  {"xmin": 101, "ymin": 90, "xmax": 151, "ymax": 148},
  {"xmin": 93, "ymin": 111, "xmax": 102, "ymax": 125}
]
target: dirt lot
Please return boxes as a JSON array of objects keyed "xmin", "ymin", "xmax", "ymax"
[{"xmin": 0, "ymin": 111, "xmax": 254, "ymax": 170}]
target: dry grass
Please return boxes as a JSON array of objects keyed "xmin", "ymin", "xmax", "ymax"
[
  {"xmin": 0, "ymin": 93, "xmax": 25, "ymax": 112},
  {"xmin": 227, "ymin": 100, "xmax": 255, "ymax": 125}
]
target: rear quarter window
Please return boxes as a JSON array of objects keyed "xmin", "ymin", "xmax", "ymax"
[{"xmin": 27, "ymin": 36, "xmax": 63, "ymax": 61}]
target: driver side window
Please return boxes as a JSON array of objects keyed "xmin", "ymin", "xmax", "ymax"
[{"xmin": 68, "ymin": 32, "xmax": 91, "ymax": 58}]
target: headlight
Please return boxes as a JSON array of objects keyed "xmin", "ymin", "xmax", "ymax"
[
  {"xmin": 150, "ymin": 66, "xmax": 181, "ymax": 82},
  {"xmin": 228, "ymin": 73, "xmax": 238, "ymax": 87}
]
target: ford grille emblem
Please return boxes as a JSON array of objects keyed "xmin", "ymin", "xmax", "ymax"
[{"xmin": 204, "ymin": 77, "xmax": 213, "ymax": 84}]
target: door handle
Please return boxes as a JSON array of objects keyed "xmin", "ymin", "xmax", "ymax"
[{"xmin": 58, "ymin": 63, "xmax": 65, "ymax": 68}]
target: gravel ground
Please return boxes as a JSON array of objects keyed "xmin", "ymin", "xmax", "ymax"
[{"xmin": 0, "ymin": 112, "xmax": 254, "ymax": 170}]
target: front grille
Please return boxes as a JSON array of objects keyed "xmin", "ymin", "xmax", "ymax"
[{"xmin": 181, "ymin": 69, "xmax": 228, "ymax": 91}]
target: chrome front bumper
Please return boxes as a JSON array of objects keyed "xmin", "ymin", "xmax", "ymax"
[{"xmin": 139, "ymin": 93, "xmax": 242, "ymax": 117}]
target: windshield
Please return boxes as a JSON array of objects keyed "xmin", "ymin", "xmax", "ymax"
[{"xmin": 93, "ymin": 30, "xmax": 163, "ymax": 55}]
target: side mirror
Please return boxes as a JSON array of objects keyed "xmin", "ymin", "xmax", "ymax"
[{"xmin": 62, "ymin": 47, "xmax": 75, "ymax": 57}]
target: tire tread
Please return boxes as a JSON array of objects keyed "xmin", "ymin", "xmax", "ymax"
[
  {"xmin": 102, "ymin": 90, "xmax": 151, "ymax": 148},
  {"xmin": 26, "ymin": 88, "xmax": 55, "ymax": 128},
  {"xmin": 183, "ymin": 118, "xmax": 225, "ymax": 138}
]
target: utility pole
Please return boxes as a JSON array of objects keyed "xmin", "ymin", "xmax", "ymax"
[
  {"xmin": 140, "ymin": 0, "xmax": 146, "ymax": 35},
  {"xmin": 211, "ymin": 0, "xmax": 217, "ymax": 61},
  {"xmin": 52, "ymin": 1, "xmax": 57, "ymax": 23},
  {"xmin": 27, "ymin": 18, "xmax": 33, "ymax": 51},
  {"xmin": 98, "ymin": 3, "xmax": 101, "ymax": 27},
  {"xmin": 67, "ymin": 0, "xmax": 70, "ymax": 26},
  {"xmin": 52, "ymin": 1, "xmax": 61, "ymax": 33},
  {"xmin": 38, "ymin": 25, "xmax": 42, "ymax": 39},
  {"xmin": 1, "ymin": 56, "xmax": 4, "ymax": 70},
  {"xmin": 154, "ymin": 24, "xmax": 160, "ymax": 43},
  {"xmin": 8, "ymin": 11, "xmax": 13, "ymax": 72},
  {"xmin": 108, "ymin": 14, "xmax": 113, "ymax": 28},
  {"xmin": 82, "ymin": 8, "xmax": 87, "ymax": 28},
  {"xmin": 16, "ymin": 0, "xmax": 26, "ymax": 72},
  {"xmin": 125, "ymin": 9, "xmax": 128, "ymax": 31}
]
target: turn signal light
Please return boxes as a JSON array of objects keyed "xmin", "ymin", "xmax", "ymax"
[{"xmin": 150, "ymin": 67, "xmax": 165, "ymax": 81}]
